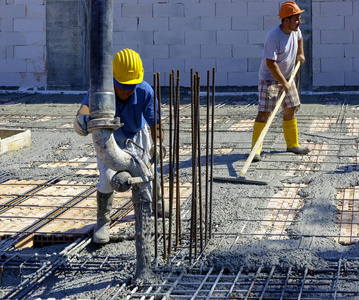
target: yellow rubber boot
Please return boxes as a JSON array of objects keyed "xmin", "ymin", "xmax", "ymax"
[
  {"xmin": 283, "ymin": 119, "xmax": 310, "ymax": 154},
  {"xmin": 251, "ymin": 121, "xmax": 266, "ymax": 161}
]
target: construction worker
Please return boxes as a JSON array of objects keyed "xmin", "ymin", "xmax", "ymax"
[
  {"xmin": 73, "ymin": 48, "xmax": 169, "ymax": 244},
  {"xmin": 252, "ymin": 1, "xmax": 310, "ymax": 161}
]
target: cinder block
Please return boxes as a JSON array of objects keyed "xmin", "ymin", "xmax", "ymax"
[
  {"xmin": 264, "ymin": 16, "xmax": 280, "ymax": 30},
  {"xmin": 19, "ymin": 72, "xmax": 46, "ymax": 88},
  {"xmin": 249, "ymin": 30, "xmax": 267, "ymax": 45},
  {"xmin": 170, "ymin": 17, "xmax": 200, "ymax": 31},
  {"xmin": 313, "ymin": 44, "xmax": 345, "ymax": 58},
  {"xmin": 138, "ymin": 18, "xmax": 169, "ymax": 31},
  {"xmin": 233, "ymin": 45, "xmax": 263, "ymax": 58},
  {"xmin": 113, "ymin": 17, "xmax": 138, "ymax": 31},
  {"xmin": 184, "ymin": 58, "xmax": 215, "ymax": 75},
  {"xmin": 228, "ymin": 71, "xmax": 258, "ymax": 86},
  {"xmin": 354, "ymin": 57, "xmax": 359, "ymax": 72},
  {"xmin": 1, "ymin": 18, "xmax": 14, "ymax": 31},
  {"xmin": 184, "ymin": 3, "xmax": 215, "ymax": 17},
  {"xmin": 216, "ymin": 58, "xmax": 246, "ymax": 73},
  {"xmin": 355, "ymin": 2, "xmax": 359, "ymax": 15},
  {"xmin": 14, "ymin": 0, "xmax": 44, "ymax": 4},
  {"xmin": 121, "ymin": 4, "xmax": 152, "ymax": 18},
  {"xmin": 313, "ymin": 72, "xmax": 345, "ymax": 87},
  {"xmin": 14, "ymin": 19, "xmax": 44, "ymax": 32},
  {"xmin": 248, "ymin": 57, "xmax": 261, "ymax": 72},
  {"xmin": 123, "ymin": 31, "xmax": 153, "ymax": 45},
  {"xmin": 154, "ymin": 3, "xmax": 184, "ymax": 17},
  {"xmin": 139, "ymin": 45, "xmax": 169, "ymax": 59},
  {"xmin": 345, "ymin": 16, "xmax": 359, "ymax": 30},
  {"xmin": 0, "ymin": 46, "xmax": 4, "ymax": 59},
  {"xmin": 0, "ymin": 4, "xmax": 25, "ymax": 18},
  {"xmin": 26, "ymin": 58, "xmax": 45, "ymax": 73},
  {"xmin": 213, "ymin": 71, "xmax": 228, "ymax": 87},
  {"xmin": 113, "ymin": 32, "xmax": 123, "ymax": 45},
  {"xmin": 217, "ymin": 30, "xmax": 247, "ymax": 45},
  {"xmin": 322, "ymin": 57, "xmax": 353, "ymax": 73},
  {"xmin": 312, "ymin": 58, "xmax": 321, "ymax": 74},
  {"xmin": 201, "ymin": 45, "xmax": 231, "ymax": 58},
  {"xmin": 232, "ymin": 16, "xmax": 263, "ymax": 30},
  {"xmin": 321, "ymin": 30, "xmax": 353, "ymax": 44},
  {"xmin": 312, "ymin": 16, "xmax": 344, "ymax": 30},
  {"xmin": 201, "ymin": 17, "xmax": 231, "ymax": 30},
  {"xmin": 185, "ymin": 30, "xmax": 215, "ymax": 45},
  {"xmin": 170, "ymin": 44, "xmax": 200, "ymax": 59},
  {"xmin": 154, "ymin": 58, "xmax": 185, "ymax": 73},
  {"xmin": 141, "ymin": 58, "xmax": 153, "ymax": 74},
  {"xmin": 154, "ymin": 31, "xmax": 184, "ymax": 45},
  {"xmin": 321, "ymin": 2, "xmax": 352, "ymax": 16},
  {"xmin": 345, "ymin": 45, "xmax": 359, "ymax": 58},
  {"xmin": 312, "ymin": 2, "xmax": 320, "ymax": 17},
  {"xmin": 0, "ymin": 32, "xmax": 26, "ymax": 45},
  {"xmin": 25, "ymin": 4, "xmax": 45, "ymax": 18},
  {"xmin": 312, "ymin": 30, "xmax": 321, "ymax": 45},
  {"xmin": 168, "ymin": 0, "xmax": 200, "ymax": 3},
  {"xmin": 216, "ymin": 3, "xmax": 246, "ymax": 17},
  {"xmin": 0, "ymin": 58, "xmax": 26, "ymax": 72},
  {"xmin": 5, "ymin": 45, "xmax": 13, "ymax": 59},
  {"xmin": 26, "ymin": 32, "xmax": 46, "ymax": 46},
  {"xmin": 0, "ymin": 72, "xmax": 20, "ymax": 86},
  {"xmin": 345, "ymin": 72, "xmax": 359, "ymax": 86},
  {"xmin": 14, "ymin": 45, "xmax": 44, "ymax": 59},
  {"xmin": 248, "ymin": 2, "xmax": 278, "ymax": 16}
]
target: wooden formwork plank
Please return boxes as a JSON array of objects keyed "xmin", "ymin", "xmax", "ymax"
[{"xmin": 0, "ymin": 129, "xmax": 31, "ymax": 155}]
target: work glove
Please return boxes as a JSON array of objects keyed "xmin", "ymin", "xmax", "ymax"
[
  {"xmin": 150, "ymin": 144, "xmax": 166, "ymax": 160},
  {"xmin": 73, "ymin": 114, "xmax": 91, "ymax": 136}
]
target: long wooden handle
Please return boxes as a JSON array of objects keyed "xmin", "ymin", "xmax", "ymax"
[{"xmin": 239, "ymin": 61, "xmax": 301, "ymax": 177}]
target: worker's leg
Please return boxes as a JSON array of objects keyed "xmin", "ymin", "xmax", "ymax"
[
  {"xmin": 252, "ymin": 112, "xmax": 270, "ymax": 161},
  {"xmin": 282, "ymin": 107, "xmax": 310, "ymax": 154},
  {"xmin": 133, "ymin": 126, "xmax": 170, "ymax": 218},
  {"xmin": 93, "ymin": 158, "xmax": 116, "ymax": 244}
]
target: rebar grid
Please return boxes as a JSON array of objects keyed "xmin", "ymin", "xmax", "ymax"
[{"xmin": 106, "ymin": 260, "xmax": 359, "ymax": 299}]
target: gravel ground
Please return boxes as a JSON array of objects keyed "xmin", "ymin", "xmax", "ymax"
[{"xmin": 1, "ymin": 92, "xmax": 359, "ymax": 299}]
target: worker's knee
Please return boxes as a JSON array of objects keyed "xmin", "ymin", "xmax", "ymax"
[
  {"xmin": 283, "ymin": 107, "xmax": 296, "ymax": 121},
  {"xmin": 255, "ymin": 112, "xmax": 270, "ymax": 123}
]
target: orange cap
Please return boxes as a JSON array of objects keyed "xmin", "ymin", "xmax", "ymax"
[{"xmin": 279, "ymin": 1, "xmax": 305, "ymax": 19}]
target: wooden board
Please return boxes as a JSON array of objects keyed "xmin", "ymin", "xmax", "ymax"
[{"xmin": 0, "ymin": 129, "xmax": 31, "ymax": 154}]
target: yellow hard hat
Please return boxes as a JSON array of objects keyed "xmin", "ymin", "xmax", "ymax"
[
  {"xmin": 279, "ymin": 1, "xmax": 305, "ymax": 19},
  {"xmin": 113, "ymin": 49, "xmax": 144, "ymax": 86}
]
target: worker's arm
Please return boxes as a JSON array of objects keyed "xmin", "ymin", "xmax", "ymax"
[
  {"xmin": 77, "ymin": 104, "xmax": 90, "ymax": 116},
  {"xmin": 266, "ymin": 59, "xmax": 291, "ymax": 93},
  {"xmin": 150, "ymin": 123, "xmax": 164, "ymax": 144},
  {"xmin": 297, "ymin": 37, "xmax": 305, "ymax": 65}
]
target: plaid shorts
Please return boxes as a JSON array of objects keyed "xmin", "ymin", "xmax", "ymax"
[{"xmin": 258, "ymin": 80, "xmax": 300, "ymax": 112}]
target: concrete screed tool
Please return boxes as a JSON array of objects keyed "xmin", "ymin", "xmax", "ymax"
[{"xmin": 214, "ymin": 61, "xmax": 301, "ymax": 186}]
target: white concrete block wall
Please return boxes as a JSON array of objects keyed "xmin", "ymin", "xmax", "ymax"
[
  {"xmin": 312, "ymin": 0, "xmax": 359, "ymax": 87},
  {"xmin": 0, "ymin": 0, "xmax": 45, "ymax": 88},
  {"xmin": 0, "ymin": 0, "xmax": 358, "ymax": 89}
]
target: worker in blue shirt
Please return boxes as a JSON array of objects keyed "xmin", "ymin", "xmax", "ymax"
[{"xmin": 74, "ymin": 48, "xmax": 169, "ymax": 244}]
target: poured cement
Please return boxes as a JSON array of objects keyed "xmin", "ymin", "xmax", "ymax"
[{"xmin": 1, "ymin": 92, "xmax": 359, "ymax": 298}]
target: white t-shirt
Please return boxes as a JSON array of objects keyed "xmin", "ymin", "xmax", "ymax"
[{"xmin": 259, "ymin": 25, "xmax": 302, "ymax": 81}]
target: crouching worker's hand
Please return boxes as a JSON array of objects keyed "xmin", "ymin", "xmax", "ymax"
[{"xmin": 73, "ymin": 114, "xmax": 91, "ymax": 136}]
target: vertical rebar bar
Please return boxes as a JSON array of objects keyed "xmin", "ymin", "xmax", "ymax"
[
  {"xmin": 189, "ymin": 69, "xmax": 195, "ymax": 263},
  {"xmin": 153, "ymin": 73, "xmax": 158, "ymax": 261},
  {"xmin": 157, "ymin": 72, "xmax": 167, "ymax": 260},
  {"xmin": 209, "ymin": 68, "xmax": 215, "ymax": 238},
  {"xmin": 205, "ymin": 70, "xmax": 210, "ymax": 244},
  {"xmin": 167, "ymin": 71, "xmax": 174, "ymax": 261},
  {"xmin": 175, "ymin": 70, "xmax": 181, "ymax": 250},
  {"xmin": 196, "ymin": 73, "xmax": 203, "ymax": 253}
]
